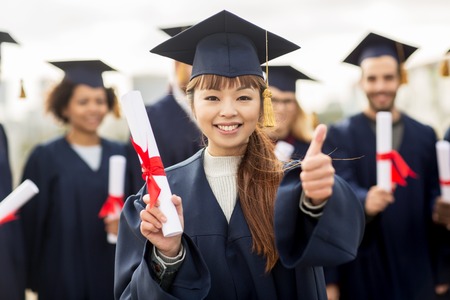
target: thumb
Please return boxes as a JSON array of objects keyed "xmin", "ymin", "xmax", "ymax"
[{"xmin": 305, "ymin": 124, "xmax": 327, "ymax": 158}]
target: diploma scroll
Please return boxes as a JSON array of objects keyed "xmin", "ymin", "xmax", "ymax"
[
  {"xmin": 274, "ymin": 141, "xmax": 295, "ymax": 162},
  {"xmin": 0, "ymin": 179, "xmax": 39, "ymax": 224},
  {"xmin": 120, "ymin": 90, "xmax": 183, "ymax": 237},
  {"xmin": 376, "ymin": 112, "xmax": 392, "ymax": 192},
  {"xmin": 436, "ymin": 140, "xmax": 450, "ymax": 203},
  {"xmin": 99, "ymin": 155, "xmax": 127, "ymax": 243}
]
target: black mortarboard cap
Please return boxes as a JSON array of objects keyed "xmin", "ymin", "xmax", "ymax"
[
  {"xmin": 0, "ymin": 31, "xmax": 19, "ymax": 74},
  {"xmin": 343, "ymin": 32, "xmax": 418, "ymax": 66},
  {"xmin": 49, "ymin": 60, "xmax": 116, "ymax": 88},
  {"xmin": 264, "ymin": 65, "xmax": 316, "ymax": 92},
  {"xmin": 160, "ymin": 25, "xmax": 192, "ymax": 37},
  {"xmin": 150, "ymin": 10, "xmax": 300, "ymax": 80},
  {"xmin": 0, "ymin": 32, "xmax": 18, "ymax": 45}
]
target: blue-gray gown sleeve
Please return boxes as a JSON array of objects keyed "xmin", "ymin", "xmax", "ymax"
[
  {"xmin": 274, "ymin": 165, "xmax": 365, "ymax": 268},
  {"xmin": 114, "ymin": 189, "xmax": 210, "ymax": 300}
]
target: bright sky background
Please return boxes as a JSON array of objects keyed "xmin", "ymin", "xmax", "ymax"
[{"xmin": 0, "ymin": 0, "xmax": 449, "ymax": 114}]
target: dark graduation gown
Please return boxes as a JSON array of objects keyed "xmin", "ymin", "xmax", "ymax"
[
  {"xmin": 127, "ymin": 94, "xmax": 203, "ymax": 193},
  {"xmin": 20, "ymin": 137, "xmax": 130, "ymax": 300},
  {"xmin": 115, "ymin": 149, "xmax": 364, "ymax": 299},
  {"xmin": 291, "ymin": 139, "xmax": 310, "ymax": 161},
  {"xmin": 0, "ymin": 124, "xmax": 26, "ymax": 300},
  {"xmin": 323, "ymin": 112, "xmax": 442, "ymax": 300}
]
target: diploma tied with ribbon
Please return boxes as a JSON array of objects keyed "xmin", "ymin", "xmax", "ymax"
[
  {"xmin": 376, "ymin": 112, "xmax": 392, "ymax": 192},
  {"xmin": 0, "ymin": 179, "xmax": 39, "ymax": 225},
  {"xmin": 436, "ymin": 140, "xmax": 450, "ymax": 203},
  {"xmin": 98, "ymin": 155, "xmax": 126, "ymax": 243},
  {"xmin": 120, "ymin": 90, "xmax": 183, "ymax": 237},
  {"xmin": 376, "ymin": 111, "xmax": 417, "ymax": 191}
]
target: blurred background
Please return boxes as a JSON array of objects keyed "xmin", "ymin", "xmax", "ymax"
[{"xmin": 1, "ymin": 0, "xmax": 450, "ymax": 188}]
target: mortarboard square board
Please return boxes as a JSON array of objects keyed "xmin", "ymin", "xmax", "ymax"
[
  {"xmin": 150, "ymin": 10, "xmax": 300, "ymax": 80},
  {"xmin": 160, "ymin": 26, "xmax": 192, "ymax": 38},
  {"xmin": 343, "ymin": 32, "xmax": 419, "ymax": 66},
  {"xmin": 0, "ymin": 31, "xmax": 18, "ymax": 45},
  {"xmin": 49, "ymin": 60, "xmax": 116, "ymax": 88},
  {"xmin": 264, "ymin": 65, "xmax": 316, "ymax": 92}
]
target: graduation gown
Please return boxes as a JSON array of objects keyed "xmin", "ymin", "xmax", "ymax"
[
  {"xmin": 323, "ymin": 112, "xmax": 441, "ymax": 300},
  {"xmin": 115, "ymin": 149, "xmax": 364, "ymax": 299},
  {"xmin": 0, "ymin": 124, "xmax": 26, "ymax": 300},
  {"xmin": 291, "ymin": 139, "xmax": 310, "ymax": 160},
  {"xmin": 20, "ymin": 137, "xmax": 130, "ymax": 300},
  {"xmin": 127, "ymin": 93, "xmax": 203, "ymax": 193}
]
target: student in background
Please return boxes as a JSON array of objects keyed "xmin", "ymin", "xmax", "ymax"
[
  {"xmin": 20, "ymin": 60, "xmax": 129, "ymax": 300},
  {"xmin": 263, "ymin": 65, "xmax": 316, "ymax": 161},
  {"xmin": 323, "ymin": 32, "xmax": 447, "ymax": 300}
]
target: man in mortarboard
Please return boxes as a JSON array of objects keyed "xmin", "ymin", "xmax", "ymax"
[
  {"xmin": 127, "ymin": 25, "xmax": 203, "ymax": 193},
  {"xmin": 0, "ymin": 31, "xmax": 26, "ymax": 300},
  {"xmin": 322, "ymin": 32, "xmax": 448, "ymax": 299},
  {"xmin": 263, "ymin": 65, "xmax": 316, "ymax": 161}
]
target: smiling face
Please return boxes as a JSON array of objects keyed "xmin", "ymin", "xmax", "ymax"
[
  {"xmin": 360, "ymin": 55, "xmax": 400, "ymax": 114},
  {"xmin": 189, "ymin": 75, "xmax": 264, "ymax": 156},
  {"xmin": 63, "ymin": 84, "xmax": 109, "ymax": 135}
]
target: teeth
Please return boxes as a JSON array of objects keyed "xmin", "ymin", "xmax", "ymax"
[{"xmin": 218, "ymin": 125, "xmax": 238, "ymax": 131}]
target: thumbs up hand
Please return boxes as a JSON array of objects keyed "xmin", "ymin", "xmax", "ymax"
[{"xmin": 300, "ymin": 124, "xmax": 335, "ymax": 205}]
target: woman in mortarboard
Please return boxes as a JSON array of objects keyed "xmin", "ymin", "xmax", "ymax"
[
  {"xmin": 263, "ymin": 65, "xmax": 316, "ymax": 162},
  {"xmin": 115, "ymin": 10, "xmax": 364, "ymax": 300},
  {"xmin": 19, "ymin": 60, "xmax": 130, "ymax": 300}
]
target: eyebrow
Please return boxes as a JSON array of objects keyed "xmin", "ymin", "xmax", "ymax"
[{"xmin": 236, "ymin": 86, "xmax": 255, "ymax": 91}]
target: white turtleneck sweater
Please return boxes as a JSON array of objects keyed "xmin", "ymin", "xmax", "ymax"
[{"xmin": 203, "ymin": 149, "xmax": 242, "ymax": 223}]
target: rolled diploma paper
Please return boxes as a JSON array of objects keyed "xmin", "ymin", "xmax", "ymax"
[
  {"xmin": 376, "ymin": 112, "xmax": 392, "ymax": 192},
  {"xmin": 106, "ymin": 155, "xmax": 127, "ymax": 243},
  {"xmin": 436, "ymin": 140, "xmax": 450, "ymax": 202},
  {"xmin": 121, "ymin": 90, "xmax": 183, "ymax": 237},
  {"xmin": 274, "ymin": 141, "xmax": 295, "ymax": 162},
  {"xmin": 0, "ymin": 179, "xmax": 39, "ymax": 221}
]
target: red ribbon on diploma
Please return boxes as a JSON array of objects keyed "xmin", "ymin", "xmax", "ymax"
[
  {"xmin": 130, "ymin": 138, "xmax": 165, "ymax": 208},
  {"xmin": 377, "ymin": 150, "xmax": 417, "ymax": 186},
  {"xmin": 98, "ymin": 195, "xmax": 124, "ymax": 218},
  {"xmin": 0, "ymin": 212, "xmax": 18, "ymax": 225},
  {"xmin": 440, "ymin": 180, "xmax": 450, "ymax": 186}
]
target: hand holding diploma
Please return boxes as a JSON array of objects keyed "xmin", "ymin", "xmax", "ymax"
[
  {"xmin": 0, "ymin": 179, "xmax": 39, "ymax": 225},
  {"xmin": 120, "ymin": 90, "xmax": 183, "ymax": 237},
  {"xmin": 99, "ymin": 155, "xmax": 126, "ymax": 243}
]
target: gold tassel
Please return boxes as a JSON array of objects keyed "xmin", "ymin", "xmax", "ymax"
[
  {"xmin": 262, "ymin": 88, "xmax": 275, "ymax": 127},
  {"xmin": 19, "ymin": 79, "xmax": 26, "ymax": 99},
  {"xmin": 262, "ymin": 30, "xmax": 275, "ymax": 128},
  {"xmin": 396, "ymin": 43, "xmax": 408, "ymax": 84},
  {"xmin": 399, "ymin": 63, "xmax": 408, "ymax": 84},
  {"xmin": 440, "ymin": 59, "xmax": 449, "ymax": 77}
]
